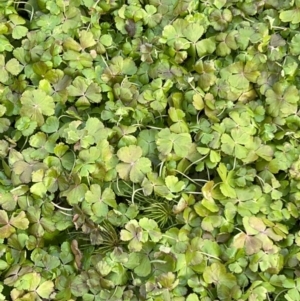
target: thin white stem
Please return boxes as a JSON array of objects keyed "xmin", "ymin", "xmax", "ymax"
[
  {"xmin": 162, "ymin": 234, "xmax": 177, "ymax": 241},
  {"xmin": 51, "ymin": 202, "xmax": 73, "ymax": 211},
  {"xmin": 255, "ymin": 175, "xmax": 265, "ymax": 186},
  {"xmin": 131, "ymin": 123, "xmax": 164, "ymax": 130},
  {"xmin": 58, "ymin": 114, "xmax": 81, "ymax": 121},
  {"xmin": 15, "ymin": 2, "xmax": 34, "ymax": 21},
  {"xmin": 183, "ymin": 154, "xmax": 208, "ymax": 173},
  {"xmin": 199, "ymin": 252, "xmax": 221, "ymax": 261},
  {"xmin": 150, "ymin": 260, "xmax": 167, "ymax": 264},
  {"xmin": 206, "ymin": 166, "xmax": 210, "ymax": 181},
  {"xmin": 69, "ymin": 149, "xmax": 77, "ymax": 176},
  {"xmin": 232, "ymin": 156, "xmax": 237, "ymax": 170},
  {"xmin": 274, "ymin": 290, "xmax": 288, "ymax": 301},
  {"xmin": 184, "ymin": 191, "xmax": 203, "ymax": 195},
  {"xmin": 20, "ymin": 136, "xmax": 28, "ymax": 151},
  {"xmin": 159, "ymin": 160, "xmax": 165, "ymax": 178},
  {"xmin": 155, "ymin": 115, "xmax": 168, "ymax": 119},
  {"xmin": 191, "ymin": 179, "xmax": 210, "ymax": 182},
  {"xmin": 217, "ymin": 106, "xmax": 226, "ymax": 117},
  {"xmin": 212, "ymin": 182, "xmax": 221, "ymax": 190},
  {"xmin": 58, "ymin": 210, "xmax": 73, "ymax": 216},
  {"xmin": 92, "ymin": 0, "xmax": 101, "ymax": 8},
  {"xmin": 174, "ymin": 169, "xmax": 203, "ymax": 187},
  {"xmin": 234, "ymin": 227, "xmax": 244, "ymax": 233},
  {"xmin": 131, "ymin": 187, "xmax": 143, "ymax": 204},
  {"xmin": 272, "ymin": 26, "xmax": 288, "ymax": 31}
]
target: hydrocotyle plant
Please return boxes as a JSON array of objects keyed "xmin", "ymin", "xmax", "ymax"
[{"xmin": 1, "ymin": 0, "xmax": 300, "ymax": 300}]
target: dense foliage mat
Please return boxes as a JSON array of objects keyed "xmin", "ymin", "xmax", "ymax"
[{"xmin": 1, "ymin": 0, "xmax": 300, "ymax": 300}]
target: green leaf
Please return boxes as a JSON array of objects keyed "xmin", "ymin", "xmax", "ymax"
[
  {"xmin": 116, "ymin": 145, "xmax": 152, "ymax": 183},
  {"xmin": 202, "ymin": 198, "xmax": 219, "ymax": 212},
  {"xmin": 232, "ymin": 232, "xmax": 262, "ymax": 255},
  {"xmin": 280, "ymin": 8, "xmax": 300, "ymax": 24},
  {"xmin": 265, "ymin": 82, "xmax": 298, "ymax": 118},
  {"xmin": 156, "ymin": 129, "xmax": 192, "ymax": 158},
  {"xmin": 102, "ymin": 56, "xmax": 137, "ymax": 81},
  {"xmin": 161, "ymin": 19, "xmax": 190, "ymax": 49},
  {"xmin": 0, "ymin": 55, "xmax": 8, "ymax": 83},
  {"xmin": 68, "ymin": 76, "xmax": 102, "ymax": 106},
  {"xmin": 183, "ymin": 23, "xmax": 204, "ymax": 43},
  {"xmin": 165, "ymin": 175, "xmax": 186, "ymax": 193},
  {"xmin": 285, "ymin": 288, "xmax": 300, "ymax": 301},
  {"xmin": 0, "ymin": 259, "xmax": 8, "ymax": 270},
  {"xmin": 0, "ymin": 36, "xmax": 13, "ymax": 52},
  {"xmin": 12, "ymin": 25, "xmax": 28, "ymax": 39},
  {"xmin": 71, "ymin": 275, "xmax": 89, "ymax": 297},
  {"xmin": 0, "ymin": 118, "xmax": 10, "ymax": 133},
  {"xmin": 196, "ymin": 38, "xmax": 216, "ymax": 57},
  {"xmin": 186, "ymin": 293, "xmax": 199, "ymax": 301},
  {"xmin": 120, "ymin": 220, "xmax": 144, "ymax": 252},
  {"xmin": 6, "ymin": 58, "xmax": 23, "ymax": 75},
  {"xmin": 15, "ymin": 272, "xmax": 41, "ymax": 291},
  {"xmin": 15, "ymin": 117, "xmax": 38, "ymax": 136},
  {"xmin": 36, "ymin": 280, "xmax": 54, "ymax": 298},
  {"xmin": 0, "ymin": 210, "xmax": 9, "ymax": 225},
  {"xmin": 0, "ymin": 191, "xmax": 16, "ymax": 211},
  {"xmin": 201, "ymin": 215, "xmax": 223, "ymax": 231},
  {"xmin": 100, "ymin": 34, "xmax": 113, "ymax": 47},
  {"xmin": 10, "ymin": 211, "xmax": 29, "ymax": 229},
  {"xmin": 290, "ymin": 33, "xmax": 300, "ymax": 56},
  {"xmin": 79, "ymin": 30, "xmax": 96, "ymax": 49},
  {"xmin": 214, "ymin": 0, "xmax": 226, "ymax": 9},
  {"xmin": 40, "ymin": 116, "xmax": 59, "ymax": 133},
  {"xmin": 139, "ymin": 217, "xmax": 162, "ymax": 242},
  {"xmin": 192, "ymin": 94, "xmax": 204, "ymax": 111},
  {"xmin": 20, "ymin": 90, "xmax": 55, "ymax": 126},
  {"xmin": 221, "ymin": 129, "xmax": 249, "ymax": 160},
  {"xmin": 134, "ymin": 253, "xmax": 151, "ymax": 277},
  {"xmin": 137, "ymin": 129, "xmax": 157, "ymax": 157},
  {"xmin": 30, "ymin": 178, "xmax": 46, "ymax": 195},
  {"xmin": 203, "ymin": 262, "xmax": 236, "ymax": 287},
  {"xmin": 62, "ymin": 183, "xmax": 89, "ymax": 205},
  {"xmin": 85, "ymin": 184, "xmax": 116, "ymax": 218},
  {"xmin": 217, "ymin": 163, "xmax": 236, "ymax": 198},
  {"xmin": 13, "ymin": 159, "xmax": 46, "ymax": 184}
]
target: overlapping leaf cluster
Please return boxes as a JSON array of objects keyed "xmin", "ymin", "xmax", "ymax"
[{"xmin": 1, "ymin": 0, "xmax": 300, "ymax": 300}]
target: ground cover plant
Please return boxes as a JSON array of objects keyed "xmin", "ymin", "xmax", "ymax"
[{"xmin": 1, "ymin": 0, "xmax": 300, "ymax": 300}]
